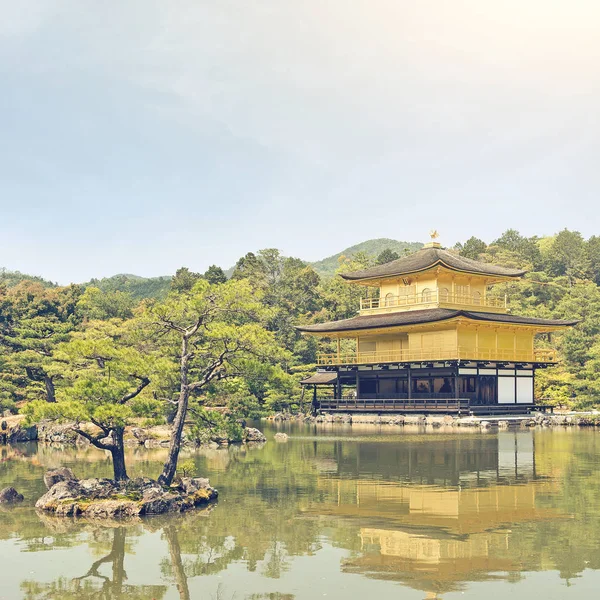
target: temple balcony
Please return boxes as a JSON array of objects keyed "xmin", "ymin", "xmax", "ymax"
[
  {"xmin": 317, "ymin": 347, "xmax": 557, "ymax": 366},
  {"xmin": 359, "ymin": 289, "xmax": 507, "ymax": 315}
]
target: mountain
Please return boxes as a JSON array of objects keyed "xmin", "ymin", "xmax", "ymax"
[
  {"xmin": 309, "ymin": 238, "xmax": 423, "ymax": 277},
  {"xmin": 0, "ymin": 268, "xmax": 57, "ymax": 288},
  {"xmin": 1, "ymin": 238, "xmax": 423, "ymax": 298},
  {"xmin": 85, "ymin": 274, "xmax": 172, "ymax": 300}
]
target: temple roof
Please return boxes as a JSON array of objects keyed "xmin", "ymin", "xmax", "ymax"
[
  {"xmin": 340, "ymin": 246, "xmax": 526, "ymax": 281},
  {"xmin": 300, "ymin": 372, "xmax": 338, "ymax": 385},
  {"xmin": 297, "ymin": 308, "xmax": 578, "ymax": 334}
]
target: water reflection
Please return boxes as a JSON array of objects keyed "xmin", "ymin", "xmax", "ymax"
[
  {"xmin": 1, "ymin": 427, "xmax": 600, "ymax": 599},
  {"xmin": 20, "ymin": 524, "xmax": 168, "ymax": 599}
]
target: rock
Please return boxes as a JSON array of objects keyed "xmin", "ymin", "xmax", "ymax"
[
  {"xmin": 480, "ymin": 421, "xmax": 492, "ymax": 429},
  {"xmin": 44, "ymin": 467, "xmax": 77, "ymax": 490},
  {"xmin": 84, "ymin": 500, "xmax": 140, "ymax": 519},
  {"xmin": 333, "ymin": 414, "xmax": 352, "ymax": 423},
  {"xmin": 36, "ymin": 474, "xmax": 218, "ymax": 518},
  {"xmin": 457, "ymin": 417, "xmax": 481, "ymax": 428},
  {"xmin": 425, "ymin": 415, "xmax": 446, "ymax": 427},
  {"xmin": 498, "ymin": 420, "xmax": 510, "ymax": 429},
  {"xmin": 404, "ymin": 415, "xmax": 426, "ymax": 425},
  {"xmin": 244, "ymin": 427, "xmax": 267, "ymax": 443},
  {"xmin": 131, "ymin": 428, "xmax": 149, "ymax": 444},
  {"xmin": 0, "ymin": 487, "xmax": 24, "ymax": 504},
  {"xmin": 35, "ymin": 479, "xmax": 82, "ymax": 509},
  {"xmin": 182, "ymin": 477, "xmax": 211, "ymax": 493},
  {"xmin": 37, "ymin": 421, "xmax": 79, "ymax": 445},
  {"xmin": 2, "ymin": 423, "xmax": 38, "ymax": 444},
  {"xmin": 274, "ymin": 432, "xmax": 288, "ymax": 442}
]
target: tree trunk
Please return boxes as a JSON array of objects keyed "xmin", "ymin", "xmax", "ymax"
[
  {"xmin": 110, "ymin": 427, "xmax": 128, "ymax": 481},
  {"xmin": 164, "ymin": 526, "xmax": 190, "ymax": 600},
  {"xmin": 44, "ymin": 375, "xmax": 56, "ymax": 403},
  {"xmin": 158, "ymin": 336, "xmax": 190, "ymax": 486}
]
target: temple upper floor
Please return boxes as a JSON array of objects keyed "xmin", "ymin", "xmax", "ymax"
[
  {"xmin": 359, "ymin": 279, "xmax": 508, "ymax": 315},
  {"xmin": 342, "ymin": 242, "xmax": 523, "ymax": 316}
]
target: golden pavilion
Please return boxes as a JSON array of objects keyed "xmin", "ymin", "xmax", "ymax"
[{"xmin": 299, "ymin": 240, "xmax": 576, "ymax": 415}]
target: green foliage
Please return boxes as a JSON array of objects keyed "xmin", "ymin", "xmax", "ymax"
[
  {"xmin": 376, "ymin": 248, "xmax": 400, "ymax": 265},
  {"xmin": 177, "ymin": 459, "xmax": 197, "ymax": 478},
  {"xmin": 455, "ymin": 236, "xmax": 487, "ymax": 260},
  {"xmin": 0, "ymin": 281, "xmax": 83, "ymax": 404},
  {"xmin": 77, "ymin": 286, "xmax": 136, "ymax": 320},
  {"xmin": 204, "ymin": 265, "xmax": 227, "ymax": 285},
  {"xmin": 188, "ymin": 407, "xmax": 244, "ymax": 445},
  {"xmin": 170, "ymin": 267, "xmax": 202, "ymax": 293},
  {"xmin": 0, "ymin": 268, "xmax": 56, "ymax": 288},
  {"xmin": 85, "ymin": 274, "xmax": 171, "ymax": 300},
  {"xmin": 546, "ymin": 229, "xmax": 590, "ymax": 285}
]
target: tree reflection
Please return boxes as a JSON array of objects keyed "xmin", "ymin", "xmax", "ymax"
[{"xmin": 20, "ymin": 525, "xmax": 167, "ymax": 599}]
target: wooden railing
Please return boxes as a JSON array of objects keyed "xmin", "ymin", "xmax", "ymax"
[
  {"xmin": 360, "ymin": 290, "xmax": 506, "ymax": 312},
  {"xmin": 317, "ymin": 347, "xmax": 557, "ymax": 365},
  {"xmin": 318, "ymin": 397, "xmax": 471, "ymax": 413}
]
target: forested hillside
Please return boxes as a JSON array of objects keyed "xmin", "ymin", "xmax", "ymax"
[
  {"xmin": 309, "ymin": 238, "xmax": 422, "ymax": 277},
  {"xmin": 1, "ymin": 229, "xmax": 600, "ymax": 416},
  {"xmin": 84, "ymin": 274, "xmax": 172, "ymax": 300},
  {"xmin": 2, "ymin": 238, "xmax": 421, "ymax": 297}
]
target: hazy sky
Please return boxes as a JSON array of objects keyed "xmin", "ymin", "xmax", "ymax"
[{"xmin": 1, "ymin": 1, "xmax": 599, "ymax": 284}]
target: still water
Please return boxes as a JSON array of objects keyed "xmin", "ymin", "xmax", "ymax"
[{"xmin": 1, "ymin": 423, "xmax": 600, "ymax": 600}]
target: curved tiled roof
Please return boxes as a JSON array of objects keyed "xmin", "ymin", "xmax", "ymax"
[
  {"xmin": 297, "ymin": 308, "xmax": 578, "ymax": 334},
  {"xmin": 340, "ymin": 247, "xmax": 526, "ymax": 281}
]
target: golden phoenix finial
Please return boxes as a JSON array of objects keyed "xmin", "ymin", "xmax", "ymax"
[{"xmin": 429, "ymin": 229, "xmax": 439, "ymax": 241}]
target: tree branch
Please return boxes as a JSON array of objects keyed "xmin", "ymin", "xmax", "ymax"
[
  {"xmin": 72, "ymin": 427, "xmax": 113, "ymax": 451},
  {"xmin": 119, "ymin": 375, "xmax": 151, "ymax": 404}
]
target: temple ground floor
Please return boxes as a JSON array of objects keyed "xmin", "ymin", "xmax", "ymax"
[{"xmin": 301, "ymin": 361, "xmax": 553, "ymax": 416}]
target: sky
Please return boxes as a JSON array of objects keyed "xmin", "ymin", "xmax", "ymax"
[{"xmin": 1, "ymin": 1, "xmax": 599, "ymax": 284}]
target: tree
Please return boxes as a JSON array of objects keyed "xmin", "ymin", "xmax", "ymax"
[
  {"xmin": 77, "ymin": 286, "xmax": 136, "ymax": 320},
  {"xmin": 0, "ymin": 282, "xmax": 82, "ymax": 404},
  {"xmin": 171, "ymin": 267, "xmax": 202, "ymax": 293},
  {"xmin": 23, "ymin": 319, "xmax": 160, "ymax": 481},
  {"xmin": 492, "ymin": 229, "xmax": 542, "ymax": 268},
  {"xmin": 546, "ymin": 229, "xmax": 590, "ymax": 286},
  {"xmin": 149, "ymin": 278, "xmax": 288, "ymax": 486},
  {"xmin": 204, "ymin": 265, "xmax": 227, "ymax": 285},
  {"xmin": 587, "ymin": 236, "xmax": 600, "ymax": 286},
  {"xmin": 455, "ymin": 237, "xmax": 487, "ymax": 260},
  {"xmin": 376, "ymin": 248, "xmax": 400, "ymax": 265}
]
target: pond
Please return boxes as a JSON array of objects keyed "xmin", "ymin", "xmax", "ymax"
[{"xmin": 1, "ymin": 423, "xmax": 600, "ymax": 599}]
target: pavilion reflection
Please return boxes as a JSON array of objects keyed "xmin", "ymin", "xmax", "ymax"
[{"xmin": 306, "ymin": 431, "xmax": 566, "ymax": 597}]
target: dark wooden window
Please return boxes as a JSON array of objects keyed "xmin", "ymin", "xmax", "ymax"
[
  {"xmin": 412, "ymin": 379, "xmax": 431, "ymax": 394},
  {"xmin": 360, "ymin": 379, "xmax": 377, "ymax": 395},
  {"xmin": 434, "ymin": 377, "xmax": 454, "ymax": 394},
  {"xmin": 460, "ymin": 376, "xmax": 476, "ymax": 393}
]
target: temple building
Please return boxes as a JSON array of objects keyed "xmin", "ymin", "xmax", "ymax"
[{"xmin": 299, "ymin": 240, "xmax": 577, "ymax": 414}]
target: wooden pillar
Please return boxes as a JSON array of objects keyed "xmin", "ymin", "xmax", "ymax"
[
  {"xmin": 336, "ymin": 337, "xmax": 341, "ymax": 362},
  {"xmin": 336, "ymin": 368, "xmax": 342, "ymax": 400},
  {"xmin": 454, "ymin": 364, "xmax": 459, "ymax": 399},
  {"xmin": 407, "ymin": 365, "xmax": 412, "ymax": 400},
  {"xmin": 355, "ymin": 370, "xmax": 360, "ymax": 397}
]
